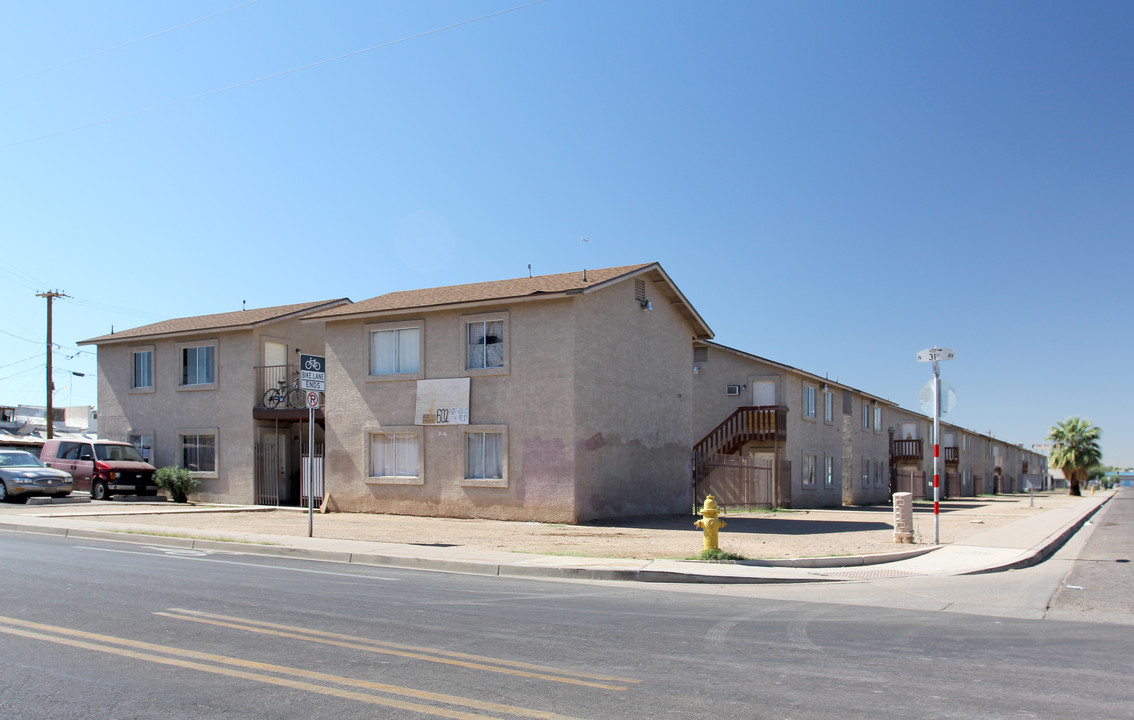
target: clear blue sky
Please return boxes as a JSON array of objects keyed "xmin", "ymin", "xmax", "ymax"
[{"xmin": 2, "ymin": 1, "xmax": 1131, "ymax": 467}]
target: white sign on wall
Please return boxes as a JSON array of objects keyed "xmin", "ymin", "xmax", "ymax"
[{"xmin": 415, "ymin": 378, "xmax": 470, "ymax": 426}]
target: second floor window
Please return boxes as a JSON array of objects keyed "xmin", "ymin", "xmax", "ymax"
[
  {"xmin": 803, "ymin": 386, "xmax": 816, "ymax": 418},
  {"xmin": 467, "ymin": 320, "xmax": 504, "ymax": 370},
  {"xmin": 132, "ymin": 350, "xmax": 152, "ymax": 389},
  {"xmin": 370, "ymin": 328, "xmax": 420, "ymax": 375},
  {"xmin": 181, "ymin": 345, "xmax": 215, "ymax": 386}
]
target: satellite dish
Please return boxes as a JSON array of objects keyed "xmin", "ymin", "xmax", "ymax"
[{"xmin": 920, "ymin": 379, "xmax": 956, "ymax": 415}]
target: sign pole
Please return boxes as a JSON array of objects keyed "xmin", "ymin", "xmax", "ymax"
[
  {"xmin": 916, "ymin": 346, "xmax": 954, "ymax": 546},
  {"xmin": 932, "ymin": 361, "xmax": 941, "ymax": 545},
  {"xmin": 298, "ymin": 353, "xmax": 326, "ymax": 539},
  {"xmin": 308, "ymin": 405, "xmax": 314, "ymax": 538}
]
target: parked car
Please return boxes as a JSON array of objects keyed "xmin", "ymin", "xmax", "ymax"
[
  {"xmin": 0, "ymin": 449, "xmax": 74, "ymax": 502},
  {"xmin": 39, "ymin": 439, "xmax": 158, "ymax": 500}
]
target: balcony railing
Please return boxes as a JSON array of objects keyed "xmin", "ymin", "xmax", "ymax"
[
  {"xmin": 944, "ymin": 446, "xmax": 959, "ymax": 465},
  {"xmin": 254, "ymin": 364, "xmax": 310, "ymax": 409},
  {"xmin": 892, "ymin": 438, "xmax": 923, "ymax": 463}
]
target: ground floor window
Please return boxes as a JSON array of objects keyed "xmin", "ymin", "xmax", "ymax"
[
  {"xmin": 467, "ymin": 432, "xmax": 503, "ymax": 480},
  {"xmin": 824, "ymin": 455, "xmax": 835, "ymax": 488},
  {"xmin": 181, "ymin": 433, "xmax": 216, "ymax": 474},
  {"xmin": 802, "ymin": 453, "xmax": 817, "ymax": 486},
  {"xmin": 128, "ymin": 433, "xmax": 154, "ymax": 464},
  {"xmin": 370, "ymin": 432, "xmax": 420, "ymax": 480}
]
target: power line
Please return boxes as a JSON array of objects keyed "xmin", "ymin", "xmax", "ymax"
[
  {"xmin": 1, "ymin": 0, "xmax": 263, "ymax": 88},
  {"xmin": 1, "ymin": 0, "xmax": 550, "ymax": 151}
]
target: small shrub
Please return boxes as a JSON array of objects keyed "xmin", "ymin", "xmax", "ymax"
[
  {"xmin": 154, "ymin": 466, "xmax": 199, "ymax": 503},
  {"xmin": 699, "ymin": 548, "xmax": 745, "ymax": 562}
]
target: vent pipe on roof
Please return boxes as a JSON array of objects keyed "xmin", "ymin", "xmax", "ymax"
[{"xmin": 583, "ymin": 269, "xmax": 588, "ymax": 282}]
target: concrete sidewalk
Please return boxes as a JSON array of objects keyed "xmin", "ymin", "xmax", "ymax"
[{"xmin": 0, "ymin": 492, "xmax": 1113, "ymax": 584}]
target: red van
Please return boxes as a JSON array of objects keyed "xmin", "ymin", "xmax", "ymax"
[{"xmin": 40, "ymin": 439, "xmax": 159, "ymax": 500}]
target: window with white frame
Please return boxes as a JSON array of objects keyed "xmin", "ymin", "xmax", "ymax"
[
  {"xmin": 131, "ymin": 349, "xmax": 153, "ymax": 390},
  {"xmin": 803, "ymin": 386, "xmax": 816, "ymax": 419},
  {"xmin": 180, "ymin": 432, "xmax": 216, "ymax": 474},
  {"xmin": 875, "ymin": 459, "xmax": 885, "ymax": 487},
  {"xmin": 862, "ymin": 457, "xmax": 870, "ymax": 488},
  {"xmin": 862, "ymin": 402, "xmax": 870, "ymax": 430},
  {"xmin": 465, "ymin": 431, "xmax": 504, "ymax": 482},
  {"xmin": 128, "ymin": 433, "xmax": 154, "ymax": 464},
  {"xmin": 465, "ymin": 315, "xmax": 506, "ymax": 371},
  {"xmin": 369, "ymin": 431, "xmax": 421, "ymax": 482},
  {"xmin": 802, "ymin": 453, "xmax": 817, "ymax": 486},
  {"xmin": 369, "ymin": 326, "xmax": 420, "ymax": 375},
  {"xmin": 824, "ymin": 455, "xmax": 835, "ymax": 488},
  {"xmin": 180, "ymin": 343, "xmax": 216, "ymax": 387},
  {"xmin": 874, "ymin": 406, "xmax": 883, "ymax": 433},
  {"xmin": 824, "ymin": 391, "xmax": 834, "ymax": 422}
]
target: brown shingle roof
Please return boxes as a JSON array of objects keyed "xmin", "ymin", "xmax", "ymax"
[
  {"xmin": 78, "ymin": 299, "xmax": 350, "ymax": 345},
  {"xmin": 308, "ymin": 263, "xmax": 659, "ymax": 320}
]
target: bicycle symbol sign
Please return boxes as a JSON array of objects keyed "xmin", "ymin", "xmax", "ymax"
[{"xmin": 299, "ymin": 354, "xmax": 326, "ymax": 392}]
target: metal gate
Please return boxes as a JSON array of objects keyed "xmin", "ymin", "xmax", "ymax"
[
  {"xmin": 696, "ymin": 454, "xmax": 789, "ymax": 509},
  {"xmin": 254, "ymin": 441, "xmax": 281, "ymax": 506}
]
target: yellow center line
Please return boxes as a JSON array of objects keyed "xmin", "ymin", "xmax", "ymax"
[
  {"xmin": 165, "ymin": 607, "xmax": 641, "ymax": 685},
  {"xmin": 158, "ymin": 611, "xmax": 628, "ymax": 691},
  {"xmin": 0, "ymin": 616, "xmax": 588, "ymax": 720}
]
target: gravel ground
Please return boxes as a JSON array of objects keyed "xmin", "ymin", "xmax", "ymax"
[{"xmin": 17, "ymin": 491, "xmax": 1085, "ymax": 560}]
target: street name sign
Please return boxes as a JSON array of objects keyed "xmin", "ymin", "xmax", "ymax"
[
  {"xmin": 299, "ymin": 354, "xmax": 326, "ymax": 392},
  {"xmin": 916, "ymin": 347, "xmax": 956, "ymax": 363}
]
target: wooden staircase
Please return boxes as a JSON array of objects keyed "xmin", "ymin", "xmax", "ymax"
[{"xmin": 692, "ymin": 406, "xmax": 787, "ymax": 480}]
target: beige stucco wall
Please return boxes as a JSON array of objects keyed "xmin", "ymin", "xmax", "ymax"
[
  {"xmin": 95, "ymin": 330, "xmax": 255, "ymax": 501},
  {"xmin": 322, "ymin": 297, "xmax": 579, "ymax": 522},
  {"xmin": 571, "ymin": 274, "xmax": 694, "ymax": 520}
]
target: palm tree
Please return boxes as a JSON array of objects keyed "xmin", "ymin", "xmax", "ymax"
[{"xmin": 1046, "ymin": 417, "xmax": 1103, "ymax": 496}]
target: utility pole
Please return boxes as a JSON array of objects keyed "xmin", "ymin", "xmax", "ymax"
[{"xmin": 36, "ymin": 290, "xmax": 67, "ymax": 440}]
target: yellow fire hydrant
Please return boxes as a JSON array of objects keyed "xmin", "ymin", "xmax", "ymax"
[{"xmin": 694, "ymin": 495, "xmax": 727, "ymax": 551}]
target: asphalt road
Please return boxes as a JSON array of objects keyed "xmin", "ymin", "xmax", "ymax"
[{"xmin": 2, "ymin": 503, "xmax": 1132, "ymax": 720}]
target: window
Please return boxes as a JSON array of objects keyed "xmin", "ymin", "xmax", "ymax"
[
  {"xmin": 862, "ymin": 403, "xmax": 870, "ymax": 430},
  {"xmin": 875, "ymin": 459, "xmax": 885, "ymax": 487},
  {"xmin": 823, "ymin": 391, "xmax": 834, "ymax": 422},
  {"xmin": 370, "ymin": 432, "xmax": 420, "ymax": 482},
  {"xmin": 128, "ymin": 433, "xmax": 154, "ymax": 464},
  {"xmin": 824, "ymin": 456, "xmax": 835, "ymax": 488},
  {"xmin": 874, "ymin": 407, "xmax": 883, "ymax": 433},
  {"xmin": 803, "ymin": 386, "xmax": 816, "ymax": 419},
  {"xmin": 181, "ymin": 433, "xmax": 216, "ymax": 473},
  {"xmin": 131, "ymin": 350, "xmax": 153, "ymax": 389},
  {"xmin": 370, "ymin": 327, "xmax": 420, "ymax": 375},
  {"xmin": 180, "ymin": 344, "xmax": 216, "ymax": 387},
  {"xmin": 862, "ymin": 457, "xmax": 870, "ymax": 489},
  {"xmin": 466, "ymin": 432, "xmax": 503, "ymax": 480},
  {"xmin": 467, "ymin": 319, "xmax": 505, "ymax": 370},
  {"xmin": 802, "ymin": 453, "xmax": 817, "ymax": 486}
]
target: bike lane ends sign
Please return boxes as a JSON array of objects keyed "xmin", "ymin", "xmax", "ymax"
[{"xmin": 299, "ymin": 354, "xmax": 326, "ymax": 391}]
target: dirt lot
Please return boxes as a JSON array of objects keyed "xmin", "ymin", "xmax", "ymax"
[{"xmin": 38, "ymin": 492, "xmax": 1085, "ymax": 560}]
